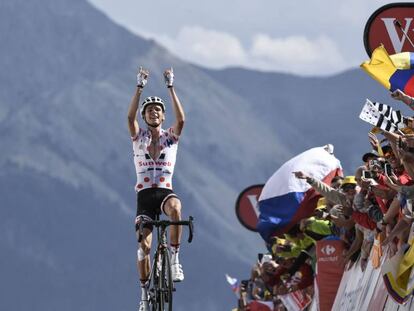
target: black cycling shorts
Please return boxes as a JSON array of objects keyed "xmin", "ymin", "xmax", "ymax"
[{"xmin": 135, "ymin": 188, "xmax": 179, "ymax": 231}]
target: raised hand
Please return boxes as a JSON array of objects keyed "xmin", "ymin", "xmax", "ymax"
[
  {"xmin": 385, "ymin": 172, "xmax": 401, "ymax": 187},
  {"xmin": 390, "ymin": 89, "xmax": 406, "ymax": 101},
  {"xmin": 368, "ymin": 131, "xmax": 379, "ymax": 150},
  {"xmin": 293, "ymin": 171, "xmax": 308, "ymax": 179},
  {"xmin": 136, "ymin": 66, "xmax": 149, "ymax": 88},
  {"xmin": 164, "ymin": 67, "xmax": 174, "ymax": 88},
  {"xmin": 391, "ymin": 89, "xmax": 414, "ymax": 109}
]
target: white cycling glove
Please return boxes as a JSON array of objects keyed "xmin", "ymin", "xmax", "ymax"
[
  {"xmin": 164, "ymin": 68, "xmax": 174, "ymax": 88},
  {"xmin": 137, "ymin": 67, "xmax": 149, "ymax": 88}
]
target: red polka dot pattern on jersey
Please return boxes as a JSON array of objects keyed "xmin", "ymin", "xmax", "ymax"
[{"xmin": 133, "ymin": 127, "xmax": 178, "ymax": 192}]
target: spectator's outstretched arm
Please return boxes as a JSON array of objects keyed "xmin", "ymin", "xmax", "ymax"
[
  {"xmin": 343, "ymin": 227, "xmax": 363, "ymax": 263},
  {"xmin": 384, "ymin": 174, "xmax": 402, "ymax": 192},
  {"xmin": 398, "ymin": 148, "xmax": 414, "ymax": 180},
  {"xmin": 370, "ymin": 185, "xmax": 396, "ymax": 200},
  {"xmin": 387, "ymin": 161, "xmax": 414, "ymax": 198},
  {"xmin": 128, "ymin": 67, "xmax": 149, "ymax": 137},
  {"xmin": 293, "ymin": 171, "xmax": 347, "ymax": 206},
  {"xmin": 330, "ymin": 214, "xmax": 355, "ymax": 229},
  {"xmin": 382, "ymin": 217, "xmax": 412, "ymax": 246},
  {"xmin": 391, "ymin": 89, "xmax": 414, "ymax": 110},
  {"xmin": 164, "ymin": 68, "xmax": 185, "ymax": 136},
  {"xmin": 378, "ymin": 131, "xmax": 414, "ymax": 179},
  {"xmin": 368, "ymin": 131, "xmax": 382, "ymax": 153},
  {"xmin": 383, "ymin": 197, "xmax": 402, "ymax": 224},
  {"xmin": 381, "ymin": 131, "xmax": 401, "ymax": 158}
]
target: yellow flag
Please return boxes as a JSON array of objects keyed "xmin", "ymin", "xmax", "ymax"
[{"xmin": 360, "ymin": 45, "xmax": 397, "ymax": 91}]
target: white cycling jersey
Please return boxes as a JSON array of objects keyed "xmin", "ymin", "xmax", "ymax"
[{"xmin": 132, "ymin": 127, "xmax": 179, "ymax": 192}]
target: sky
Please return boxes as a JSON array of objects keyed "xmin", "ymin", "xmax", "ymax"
[{"xmin": 88, "ymin": 0, "xmax": 411, "ymax": 76}]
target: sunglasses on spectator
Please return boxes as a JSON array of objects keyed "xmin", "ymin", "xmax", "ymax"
[
  {"xmin": 341, "ymin": 184, "xmax": 356, "ymax": 191},
  {"xmin": 369, "ymin": 159, "xmax": 382, "ymax": 166}
]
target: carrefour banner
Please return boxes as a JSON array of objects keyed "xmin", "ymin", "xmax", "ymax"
[{"xmin": 315, "ymin": 238, "xmax": 346, "ymax": 311}]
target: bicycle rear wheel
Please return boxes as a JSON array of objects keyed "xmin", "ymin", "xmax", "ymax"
[{"xmin": 160, "ymin": 248, "xmax": 173, "ymax": 311}]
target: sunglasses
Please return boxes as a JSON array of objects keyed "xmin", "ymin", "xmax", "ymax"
[{"xmin": 341, "ymin": 184, "xmax": 356, "ymax": 191}]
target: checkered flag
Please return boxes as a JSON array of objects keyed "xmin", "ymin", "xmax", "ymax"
[{"xmin": 359, "ymin": 99, "xmax": 407, "ymax": 133}]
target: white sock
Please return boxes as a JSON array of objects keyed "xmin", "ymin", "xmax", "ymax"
[
  {"xmin": 140, "ymin": 281, "xmax": 148, "ymax": 300},
  {"xmin": 171, "ymin": 244, "xmax": 180, "ymax": 265}
]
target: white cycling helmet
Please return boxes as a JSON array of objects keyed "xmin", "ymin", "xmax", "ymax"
[{"xmin": 140, "ymin": 96, "xmax": 166, "ymax": 118}]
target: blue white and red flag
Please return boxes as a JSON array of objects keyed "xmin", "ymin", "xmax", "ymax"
[
  {"xmin": 257, "ymin": 145, "xmax": 342, "ymax": 242},
  {"xmin": 225, "ymin": 274, "xmax": 240, "ymax": 298}
]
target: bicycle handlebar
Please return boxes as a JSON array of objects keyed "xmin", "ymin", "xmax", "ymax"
[{"xmin": 138, "ymin": 216, "xmax": 194, "ymax": 243}]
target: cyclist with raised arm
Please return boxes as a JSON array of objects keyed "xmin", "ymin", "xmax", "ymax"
[{"xmin": 127, "ymin": 67, "xmax": 185, "ymax": 311}]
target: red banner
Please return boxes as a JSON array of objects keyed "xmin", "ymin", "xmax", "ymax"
[
  {"xmin": 235, "ymin": 185, "xmax": 263, "ymax": 232},
  {"xmin": 364, "ymin": 3, "xmax": 414, "ymax": 56},
  {"xmin": 279, "ymin": 289, "xmax": 312, "ymax": 311},
  {"xmin": 316, "ymin": 239, "xmax": 346, "ymax": 311}
]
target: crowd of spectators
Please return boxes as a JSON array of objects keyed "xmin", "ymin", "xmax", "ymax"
[{"xmin": 235, "ymin": 89, "xmax": 414, "ymax": 311}]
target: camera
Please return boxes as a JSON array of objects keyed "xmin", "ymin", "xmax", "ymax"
[
  {"xmin": 240, "ymin": 279, "xmax": 249, "ymax": 291},
  {"xmin": 241, "ymin": 280, "xmax": 249, "ymax": 287},
  {"xmin": 362, "ymin": 170, "xmax": 372, "ymax": 179},
  {"xmin": 384, "ymin": 163, "xmax": 392, "ymax": 176}
]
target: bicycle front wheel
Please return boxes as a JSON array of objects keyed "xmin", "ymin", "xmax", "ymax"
[
  {"xmin": 149, "ymin": 250, "xmax": 161, "ymax": 311},
  {"xmin": 160, "ymin": 248, "xmax": 173, "ymax": 311}
]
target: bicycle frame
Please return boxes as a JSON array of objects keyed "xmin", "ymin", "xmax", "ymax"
[{"xmin": 138, "ymin": 215, "xmax": 194, "ymax": 311}]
